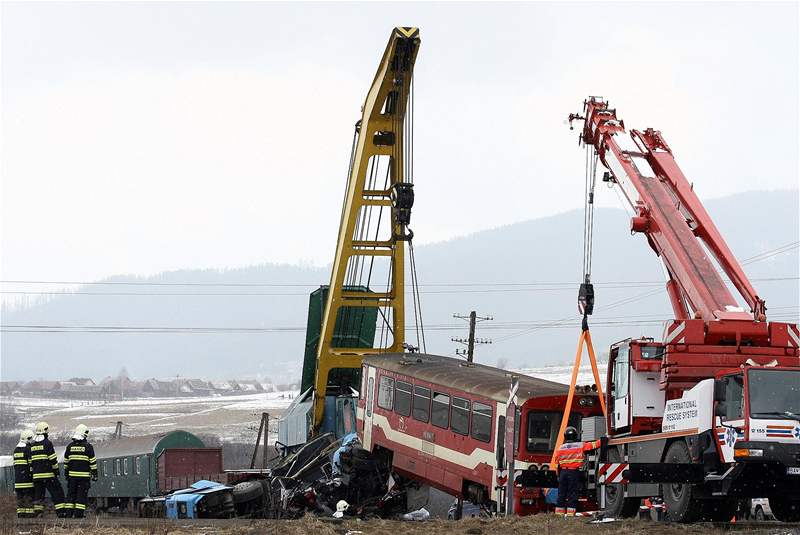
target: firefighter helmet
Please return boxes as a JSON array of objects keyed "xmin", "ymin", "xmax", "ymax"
[
  {"xmin": 564, "ymin": 426, "xmax": 578, "ymax": 442},
  {"xmin": 35, "ymin": 421, "xmax": 49, "ymax": 435},
  {"xmin": 20, "ymin": 429, "xmax": 34, "ymax": 443},
  {"xmin": 72, "ymin": 424, "xmax": 90, "ymax": 440},
  {"xmin": 336, "ymin": 500, "xmax": 349, "ymax": 513}
]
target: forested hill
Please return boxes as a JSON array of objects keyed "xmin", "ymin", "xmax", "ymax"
[{"xmin": 2, "ymin": 190, "xmax": 797, "ymax": 382}]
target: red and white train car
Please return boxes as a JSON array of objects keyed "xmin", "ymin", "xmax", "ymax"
[{"xmin": 356, "ymin": 353, "xmax": 603, "ymax": 515}]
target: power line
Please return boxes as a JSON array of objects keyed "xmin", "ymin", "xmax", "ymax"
[
  {"xmin": 2, "ymin": 239, "xmax": 796, "ymax": 290},
  {"xmin": 4, "ymin": 309, "xmax": 797, "ymax": 335},
  {"xmin": 1, "ymin": 275, "xmax": 796, "ymax": 297}
]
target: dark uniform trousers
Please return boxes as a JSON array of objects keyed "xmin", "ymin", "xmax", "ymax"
[
  {"xmin": 15, "ymin": 488, "xmax": 34, "ymax": 518},
  {"xmin": 557, "ymin": 469, "xmax": 582, "ymax": 511},
  {"xmin": 32, "ymin": 478, "xmax": 66, "ymax": 516},
  {"xmin": 30, "ymin": 437, "xmax": 66, "ymax": 517},
  {"xmin": 66, "ymin": 478, "xmax": 91, "ymax": 518}
]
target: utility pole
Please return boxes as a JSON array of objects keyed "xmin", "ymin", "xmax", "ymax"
[
  {"xmin": 452, "ymin": 311, "xmax": 493, "ymax": 363},
  {"xmin": 250, "ymin": 412, "xmax": 270, "ymax": 470}
]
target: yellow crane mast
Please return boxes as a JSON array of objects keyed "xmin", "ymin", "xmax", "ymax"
[{"xmin": 312, "ymin": 27, "xmax": 421, "ymax": 431}]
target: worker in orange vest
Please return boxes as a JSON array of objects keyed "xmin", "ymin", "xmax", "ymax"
[{"xmin": 554, "ymin": 427, "xmax": 601, "ymax": 516}]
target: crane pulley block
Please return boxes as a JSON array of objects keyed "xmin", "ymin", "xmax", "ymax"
[
  {"xmin": 392, "ymin": 182, "xmax": 415, "ymax": 239},
  {"xmin": 578, "ymin": 282, "xmax": 595, "ymax": 317}
]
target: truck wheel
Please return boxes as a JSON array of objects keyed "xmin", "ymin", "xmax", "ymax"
[
  {"xmin": 233, "ymin": 480, "xmax": 264, "ymax": 504},
  {"xmin": 662, "ymin": 441, "xmax": 702, "ymax": 522},
  {"xmin": 770, "ymin": 497, "xmax": 800, "ymax": 522},
  {"xmin": 602, "ymin": 449, "xmax": 639, "ymax": 519}
]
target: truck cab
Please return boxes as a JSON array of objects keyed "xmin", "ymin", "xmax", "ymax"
[
  {"xmin": 607, "ymin": 338, "xmax": 666, "ymax": 436},
  {"xmin": 713, "ymin": 367, "xmax": 800, "ymax": 485}
]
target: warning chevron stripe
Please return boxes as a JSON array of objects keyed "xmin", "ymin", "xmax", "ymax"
[{"xmin": 395, "ymin": 27, "xmax": 420, "ymax": 38}]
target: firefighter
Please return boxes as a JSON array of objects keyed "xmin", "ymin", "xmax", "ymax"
[
  {"xmin": 13, "ymin": 429, "xmax": 35, "ymax": 518},
  {"xmin": 63, "ymin": 424, "xmax": 97, "ymax": 518},
  {"xmin": 553, "ymin": 426, "xmax": 601, "ymax": 516},
  {"xmin": 30, "ymin": 421, "xmax": 66, "ymax": 517}
]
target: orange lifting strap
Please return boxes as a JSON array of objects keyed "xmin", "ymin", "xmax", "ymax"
[{"xmin": 550, "ymin": 329, "xmax": 607, "ymax": 466}]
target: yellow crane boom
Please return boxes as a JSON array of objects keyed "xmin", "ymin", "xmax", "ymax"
[{"xmin": 312, "ymin": 27, "xmax": 421, "ymax": 431}]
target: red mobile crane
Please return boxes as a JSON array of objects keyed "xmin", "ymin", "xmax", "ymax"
[{"xmin": 566, "ymin": 97, "xmax": 800, "ymax": 522}]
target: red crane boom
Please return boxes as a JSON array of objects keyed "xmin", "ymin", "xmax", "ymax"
[
  {"xmin": 568, "ymin": 97, "xmax": 798, "ymax": 393},
  {"xmin": 571, "ymin": 97, "xmax": 765, "ymax": 325}
]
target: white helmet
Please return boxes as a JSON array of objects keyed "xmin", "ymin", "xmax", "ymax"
[
  {"xmin": 20, "ymin": 429, "xmax": 34, "ymax": 443},
  {"xmin": 72, "ymin": 424, "xmax": 89, "ymax": 440},
  {"xmin": 336, "ymin": 500, "xmax": 349, "ymax": 513},
  {"xmin": 35, "ymin": 421, "xmax": 49, "ymax": 435}
]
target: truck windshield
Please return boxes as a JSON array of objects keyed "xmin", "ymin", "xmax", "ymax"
[{"xmin": 748, "ymin": 369, "xmax": 800, "ymax": 420}]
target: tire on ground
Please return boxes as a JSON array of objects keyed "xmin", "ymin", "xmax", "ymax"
[
  {"xmin": 601, "ymin": 448, "xmax": 639, "ymax": 519},
  {"xmin": 233, "ymin": 480, "xmax": 264, "ymax": 504},
  {"xmin": 769, "ymin": 497, "xmax": 800, "ymax": 522},
  {"xmin": 661, "ymin": 441, "xmax": 702, "ymax": 522}
]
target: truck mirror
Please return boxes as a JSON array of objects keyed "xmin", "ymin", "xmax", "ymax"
[
  {"xmin": 713, "ymin": 380, "xmax": 726, "ymax": 403},
  {"xmin": 715, "ymin": 402, "xmax": 726, "ymax": 419}
]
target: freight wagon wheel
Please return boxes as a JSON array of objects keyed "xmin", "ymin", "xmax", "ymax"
[
  {"xmin": 602, "ymin": 449, "xmax": 639, "ymax": 519},
  {"xmin": 661, "ymin": 441, "xmax": 702, "ymax": 522},
  {"xmin": 769, "ymin": 497, "xmax": 800, "ymax": 522}
]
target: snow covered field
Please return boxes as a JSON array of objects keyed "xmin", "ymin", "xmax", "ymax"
[
  {"xmin": 514, "ymin": 363, "xmax": 608, "ymax": 386},
  {"xmin": 2, "ymin": 390, "xmax": 299, "ymax": 443},
  {"xmin": 2, "ymin": 363, "xmax": 604, "ymax": 445}
]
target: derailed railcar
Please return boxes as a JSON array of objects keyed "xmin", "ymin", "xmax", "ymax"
[{"xmin": 357, "ymin": 353, "xmax": 603, "ymax": 515}]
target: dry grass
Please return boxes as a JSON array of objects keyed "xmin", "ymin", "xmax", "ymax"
[{"xmin": 1, "ymin": 508, "xmax": 795, "ymax": 535}]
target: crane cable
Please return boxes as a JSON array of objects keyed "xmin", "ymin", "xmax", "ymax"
[{"xmin": 551, "ymin": 139, "xmax": 608, "ymax": 466}]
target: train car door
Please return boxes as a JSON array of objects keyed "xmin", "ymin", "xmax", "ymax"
[
  {"xmin": 611, "ymin": 344, "xmax": 631, "ymax": 430},
  {"xmin": 361, "ymin": 365, "xmax": 378, "ymax": 449}
]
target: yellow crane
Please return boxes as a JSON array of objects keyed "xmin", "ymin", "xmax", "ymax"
[{"xmin": 312, "ymin": 27, "xmax": 421, "ymax": 432}]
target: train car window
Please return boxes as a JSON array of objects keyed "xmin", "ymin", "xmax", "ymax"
[
  {"xmin": 377, "ymin": 375, "xmax": 395, "ymax": 410},
  {"xmin": 431, "ymin": 392, "xmax": 450, "ymax": 429},
  {"xmin": 526, "ymin": 411, "xmax": 582, "ymax": 452},
  {"xmin": 451, "ymin": 397, "xmax": 470, "ymax": 435},
  {"xmin": 360, "ymin": 367, "xmax": 367, "ymax": 399},
  {"xmin": 471, "ymin": 401, "xmax": 492, "ymax": 442},
  {"xmin": 366, "ymin": 377, "xmax": 375, "ymax": 418},
  {"xmin": 395, "ymin": 380, "xmax": 412, "ymax": 416},
  {"xmin": 115, "ymin": 459, "xmax": 121, "ymax": 476},
  {"xmin": 135, "ymin": 456, "xmax": 141, "ymax": 475},
  {"xmin": 413, "ymin": 386, "xmax": 431, "ymax": 423},
  {"xmin": 123, "ymin": 458, "xmax": 129, "ymax": 475}
]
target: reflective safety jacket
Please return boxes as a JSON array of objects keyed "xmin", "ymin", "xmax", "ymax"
[
  {"xmin": 29, "ymin": 435, "xmax": 59, "ymax": 479},
  {"xmin": 13, "ymin": 442, "xmax": 33, "ymax": 489},
  {"xmin": 64, "ymin": 439, "xmax": 97, "ymax": 479},
  {"xmin": 555, "ymin": 439, "xmax": 601, "ymax": 471}
]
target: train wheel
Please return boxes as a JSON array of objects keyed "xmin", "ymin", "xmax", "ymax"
[
  {"xmin": 662, "ymin": 441, "xmax": 702, "ymax": 522},
  {"xmin": 770, "ymin": 497, "xmax": 800, "ymax": 522},
  {"xmin": 602, "ymin": 449, "xmax": 639, "ymax": 519}
]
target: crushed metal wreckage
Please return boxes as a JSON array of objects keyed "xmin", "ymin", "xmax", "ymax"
[{"xmin": 228, "ymin": 432, "xmax": 425, "ymax": 520}]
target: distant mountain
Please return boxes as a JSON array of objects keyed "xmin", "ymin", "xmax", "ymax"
[{"xmin": 2, "ymin": 190, "xmax": 797, "ymax": 381}]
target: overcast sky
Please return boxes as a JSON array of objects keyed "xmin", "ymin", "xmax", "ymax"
[{"xmin": 2, "ymin": 2, "xmax": 798, "ymax": 285}]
